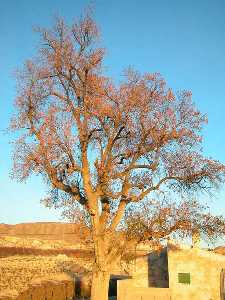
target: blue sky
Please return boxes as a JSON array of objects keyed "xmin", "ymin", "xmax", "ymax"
[{"xmin": 1, "ymin": 0, "xmax": 225, "ymax": 224}]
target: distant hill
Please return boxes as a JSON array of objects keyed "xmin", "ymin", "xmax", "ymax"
[
  {"xmin": 214, "ymin": 246, "xmax": 225, "ymax": 255},
  {"xmin": 0, "ymin": 222, "xmax": 90, "ymax": 244},
  {"xmin": 0, "ymin": 223, "xmax": 13, "ymax": 234}
]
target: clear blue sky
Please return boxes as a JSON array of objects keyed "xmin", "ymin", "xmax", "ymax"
[{"xmin": 1, "ymin": 0, "xmax": 225, "ymax": 224}]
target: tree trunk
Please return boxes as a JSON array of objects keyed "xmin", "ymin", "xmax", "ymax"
[{"xmin": 91, "ymin": 270, "xmax": 110, "ymax": 300}]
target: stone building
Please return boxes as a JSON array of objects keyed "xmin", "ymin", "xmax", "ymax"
[{"xmin": 116, "ymin": 242, "xmax": 225, "ymax": 300}]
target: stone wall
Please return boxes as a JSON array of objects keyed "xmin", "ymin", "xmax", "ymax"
[{"xmin": 0, "ymin": 279, "xmax": 75, "ymax": 300}]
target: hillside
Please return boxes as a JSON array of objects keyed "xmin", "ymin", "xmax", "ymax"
[
  {"xmin": 0, "ymin": 222, "xmax": 92, "ymax": 259},
  {"xmin": 0, "ymin": 222, "xmax": 90, "ymax": 244}
]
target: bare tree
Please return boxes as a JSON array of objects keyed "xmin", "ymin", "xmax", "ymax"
[{"xmin": 11, "ymin": 13, "xmax": 225, "ymax": 300}]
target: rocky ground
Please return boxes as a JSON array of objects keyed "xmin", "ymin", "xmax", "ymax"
[{"xmin": 0, "ymin": 254, "xmax": 91, "ymax": 296}]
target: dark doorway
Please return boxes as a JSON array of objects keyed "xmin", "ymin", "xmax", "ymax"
[
  {"xmin": 108, "ymin": 275, "xmax": 132, "ymax": 299},
  {"xmin": 108, "ymin": 278, "xmax": 117, "ymax": 297}
]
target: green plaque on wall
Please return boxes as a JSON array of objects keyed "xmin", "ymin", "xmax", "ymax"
[{"xmin": 178, "ymin": 273, "xmax": 191, "ymax": 284}]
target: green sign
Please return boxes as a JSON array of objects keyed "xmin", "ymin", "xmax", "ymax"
[{"xmin": 178, "ymin": 273, "xmax": 191, "ymax": 284}]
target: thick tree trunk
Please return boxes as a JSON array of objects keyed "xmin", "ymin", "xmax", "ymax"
[{"xmin": 91, "ymin": 270, "xmax": 110, "ymax": 300}]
